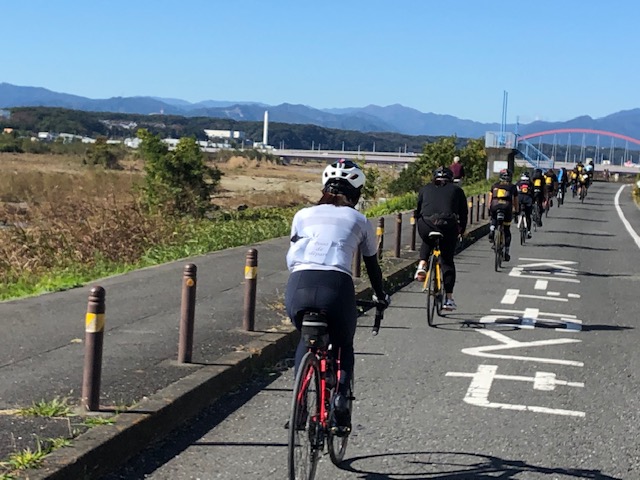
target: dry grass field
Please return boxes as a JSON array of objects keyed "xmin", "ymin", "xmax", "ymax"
[
  {"xmin": 0, "ymin": 152, "xmax": 336, "ymax": 294},
  {"xmin": 0, "ymin": 152, "xmax": 321, "ymax": 209}
]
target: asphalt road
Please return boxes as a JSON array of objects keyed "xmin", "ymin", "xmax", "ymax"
[{"xmin": 103, "ymin": 182, "xmax": 640, "ymax": 479}]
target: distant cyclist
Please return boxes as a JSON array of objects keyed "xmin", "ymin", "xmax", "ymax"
[
  {"xmin": 531, "ymin": 168, "xmax": 545, "ymax": 227},
  {"xmin": 285, "ymin": 159, "xmax": 390, "ymax": 433},
  {"xmin": 557, "ymin": 167, "xmax": 568, "ymax": 201},
  {"xmin": 544, "ymin": 168, "xmax": 558, "ymax": 208},
  {"xmin": 584, "ymin": 159, "xmax": 595, "ymax": 183},
  {"xmin": 414, "ymin": 166, "xmax": 468, "ymax": 310},
  {"xmin": 515, "ymin": 171, "xmax": 534, "ymax": 239},
  {"xmin": 488, "ymin": 169, "xmax": 519, "ymax": 262},
  {"xmin": 449, "ymin": 155, "xmax": 465, "ymax": 186}
]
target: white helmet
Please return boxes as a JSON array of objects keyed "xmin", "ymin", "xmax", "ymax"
[
  {"xmin": 453, "ymin": 156, "xmax": 460, "ymax": 163},
  {"xmin": 322, "ymin": 159, "xmax": 365, "ymax": 189}
]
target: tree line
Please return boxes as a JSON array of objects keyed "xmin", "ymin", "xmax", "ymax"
[{"xmin": 2, "ymin": 106, "xmax": 464, "ymax": 152}]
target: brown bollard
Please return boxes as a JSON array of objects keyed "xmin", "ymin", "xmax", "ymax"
[
  {"xmin": 476, "ymin": 195, "xmax": 481, "ymax": 222},
  {"xmin": 353, "ymin": 244, "xmax": 362, "ymax": 278},
  {"xmin": 468, "ymin": 199, "xmax": 474, "ymax": 225},
  {"xmin": 410, "ymin": 210, "xmax": 417, "ymax": 251},
  {"xmin": 395, "ymin": 212, "xmax": 402, "ymax": 258},
  {"xmin": 481, "ymin": 194, "xmax": 487, "ymax": 219},
  {"xmin": 376, "ymin": 217, "xmax": 385, "ymax": 260},
  {"xmin": 243, "ymin": 248, "xmax": 258, "ymax": 331},
  {"xmin": 178, "ymin": 263, "xmax": 197, "ymax": 363},
  {"xmin": 82, "ymin": 286, "xmax": 105, "ymax": 411}
]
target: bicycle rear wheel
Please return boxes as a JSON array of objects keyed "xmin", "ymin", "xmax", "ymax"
[
  {"xmin": 494, "ymin": 228, "xmax": 503, "ymax": 272},
  {"xmin": 520, "ymin": 221, "xmax": 526, "ymax": 245},
  {"xmin": 288, "ymin": 352, "xmax": 321, "ymax": 480},
  {"xmin": 328, "ymin": 376, "xmax": 353, "ymax": 465},
  {"xmin": 435, "ymin": 258, "xmax": 445, "ymax": 317},
  {"xmin": 425, "ymin": 254, "xmax": 437, "ymax": 326},
  {"xmin": 532, "ymin": 205, "xmax": 539, "ymax": 232}
]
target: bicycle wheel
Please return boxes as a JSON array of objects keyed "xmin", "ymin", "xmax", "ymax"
[
  {"xmin": 531, "ymin": 206, "xmax": 538, "ymax": 232},
  {"xmin": 494, "ymin": 228, "xmax": 503, "ymax": 272},
  {"xmin": 435, "ymin": 258, "xmax": 446, "ymax": 317},
  {"xmin": 327, "ymin": 376, "xmax": 353, "ymax": 465},
  {"xmin": 520, "ymin": 218, "xmax": 526, "ymax": 245},
  {"xmin": 288, "ymin": 351, "xmax": 321, "ymax": 480},
  {"xmin": 425, "ymin": 254, "xmax": 437, "ymax": 326}
]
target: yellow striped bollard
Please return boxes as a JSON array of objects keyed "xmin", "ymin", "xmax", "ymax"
[
  {"xmin": 82, "ymin": 286, "xmax": 105, "ymax": 412},
  {"xmin": 243, "ymin": 248, "xmax": 258, "ymax": 331}
]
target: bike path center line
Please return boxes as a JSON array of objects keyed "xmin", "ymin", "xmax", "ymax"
[{"xmin": 614, "ymin": 185, "xmax": 640, "ymax": 250}]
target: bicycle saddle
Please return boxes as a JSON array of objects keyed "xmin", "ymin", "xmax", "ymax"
[{"xmin": 301, "ymin": 311, "xmax": 330, "ymax": 349}]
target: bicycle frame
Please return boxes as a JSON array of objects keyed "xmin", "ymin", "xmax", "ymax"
[{"xmin": 422, "ymin": 246, "xmax": 442, "ymax": 293}]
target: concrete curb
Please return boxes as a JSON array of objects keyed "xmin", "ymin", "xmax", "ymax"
[{"xmin": 30, "ymin": 220, "xmax": 489, "ymax": 480}]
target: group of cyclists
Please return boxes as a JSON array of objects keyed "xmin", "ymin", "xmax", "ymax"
[
  {"xmin": 486, "ymin": 159, "xmax": 596, "ymax": 258},
  {"xmin": 283, "ymin": 156, "xmax": 596, "ymax": 438}
]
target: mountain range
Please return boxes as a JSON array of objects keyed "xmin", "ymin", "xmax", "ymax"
[{"xmin": 1, "ymin": 82, "xmax": 639, "ymax": 139}]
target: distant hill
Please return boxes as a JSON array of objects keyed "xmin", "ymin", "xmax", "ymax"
[{"xmin": 1, "ymin": 82, "xmax": 640, "ymax": 139}]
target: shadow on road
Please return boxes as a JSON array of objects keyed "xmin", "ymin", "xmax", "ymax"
[
  {"xmin": 339, "ymin": 450, "xmax": 622, "ymax": 479},
  {"xmin": 544, "ymin": 229, "xmax": 616, "ymax": 237},
  {"xmin": 530, "ymin": 243, "xmax": 615, "ymax": 252}
]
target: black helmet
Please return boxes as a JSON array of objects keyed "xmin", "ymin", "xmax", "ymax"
[
  {"xmin": 499, "ymin": 169, "xmax": 512, "ymax": 182},
  {"xmin": 534, "ymin": 168, "xmax": 543, "ymax": 176},
  {"xmin": 433, "ymin": 166, "xmax": 454, "ymax": 184}
]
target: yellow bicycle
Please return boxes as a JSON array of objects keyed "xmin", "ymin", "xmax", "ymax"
[{"xmin": 422, "ymin": 231, "xmax": 445, "ymax": 327}]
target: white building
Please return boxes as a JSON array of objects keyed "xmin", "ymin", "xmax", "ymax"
[{"xmin": 203, "ymin": 129, "xmax": 245, "ymax": 140}]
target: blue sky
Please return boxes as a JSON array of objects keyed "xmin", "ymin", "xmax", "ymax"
[{"xmin": 4, "ymin": 0, "xmax": 639, "ymax": 124}]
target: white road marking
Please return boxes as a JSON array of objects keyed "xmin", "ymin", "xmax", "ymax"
[
  {"xmin": 568, "ymin": 293, "xmax": 581, "ymax": 298},
  {"xmin": 488, "ymin": 308, "xmax": 583, "ymax": 331},
  {"xmin": 615, "ymin": 185, "xmax": 640, "ymax": 250},
  {"xmin": 534, "ymin": 280, "xmax": 548, "ymax": 290},
  {"xmin": 500, "ymin": 289, "xmax": 571, "ymax": 304},
  {"xmin": 510, "ymin": 267, "xmax": 580, "ymax": 283},
  {"xmin": 522, "ymin": 307, "xmax": 538, "ymax": 327},
  {"xmin": 446, "ymin": 365, "xmax": 586, "ymax": 417},
  {"xmin": 501, "ymin": 289, "xmax": 520, "ymax": 304},
  {"xmin": 533, "ymin": 372, "xmax": 584, "ymax": 390},
  {"xmin": 463, "ymin": 329, "xmax": 584, "ymax": 366}
]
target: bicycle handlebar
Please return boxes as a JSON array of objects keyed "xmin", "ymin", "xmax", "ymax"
[{"xmin": 356, "ymin": 299, "xmax": 387, "ymax": 336}]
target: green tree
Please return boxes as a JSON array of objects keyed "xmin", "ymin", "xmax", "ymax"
[
  {"xmin": 459, "ymin": 137, "xmax": 488, "ymax": 183},
  {"xmin": 137, "ymin": 129, "xmax": 222, "ymax": 216},
  {"xmin": 85, "ymin": 137, "xmax": 119, "ymax": 169},
  {"xmin": 388, "ymin": 136, "xmax": 458, "ymax": 194}
]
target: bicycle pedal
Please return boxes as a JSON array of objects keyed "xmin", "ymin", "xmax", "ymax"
[{"xmin": 330, "ymin": 425, "xmax": 351, "ymax": 437}]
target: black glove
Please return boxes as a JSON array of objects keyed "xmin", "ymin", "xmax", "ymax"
[{"xmin": 372, "ymin": 293, "xmax": 391, "ymax": 310}]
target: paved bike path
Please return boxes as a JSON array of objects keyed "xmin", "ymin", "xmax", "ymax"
[
  {"xmin": 102, "ymin": 182, "xmax": 640, "ymax": 479},
  {"xmin": 1, "ymin": 209, "xmax": 459, "ymax": 478}
]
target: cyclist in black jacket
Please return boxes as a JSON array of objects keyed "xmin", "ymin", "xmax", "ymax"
[
  {"xmin": 414, "ymin": 167, "xmax": 468, "ymax": 310},
  {"xmin": 488, "ymin": 169, "xmax": 519, "ymax": 262},
  {"xmin": 515, "ymin": 171, "xmax": 534, "ymax": 239}
]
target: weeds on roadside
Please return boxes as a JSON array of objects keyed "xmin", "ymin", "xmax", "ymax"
[
  {"xmin": 0, "ymin": 436, "xmax": 71, "ymax": 475},
  {"xmin": 18, "ymin": 397, "xmax": 73, "ymax": 418},
  {"xmin": 81, "ymin": 416, "xmax": 115, "ymax": 427}
]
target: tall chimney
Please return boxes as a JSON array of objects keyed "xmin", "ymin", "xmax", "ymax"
[{"xmin": 262, "ymin": 110, "xmax": 269, "ymax": 145}]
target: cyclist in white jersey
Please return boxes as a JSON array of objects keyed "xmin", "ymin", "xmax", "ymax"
[{"xmin": 285, "ymin": 159, "xmax": 390, "ymax": 432}]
